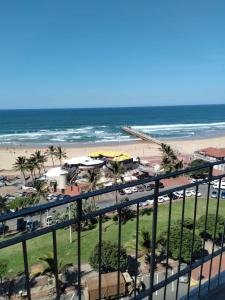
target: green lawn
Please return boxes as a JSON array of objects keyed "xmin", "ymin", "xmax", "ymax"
[{"xmin": 1, "ymin": 196, "xmax": 225, "ymax": 277}]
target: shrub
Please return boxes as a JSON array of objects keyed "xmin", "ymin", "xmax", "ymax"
[
  {"xmin": 174, "ymin": 218, "xmax": 194, "ymax": 230},
  {"xmin": 196, "ymin": 214, "xmax": 224, "ymax": 243},
  {"xmin": 89, "ymin": 241, "xmax": 128, "ymax": 273},
  {"xmin": 160, "ymin": 225, "xmax": 202, "ymax": 263}
]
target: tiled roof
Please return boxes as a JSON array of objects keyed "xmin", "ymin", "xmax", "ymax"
[{"xmin": 198, "ymin": 147, "xmax": 225, "ymax": 158}]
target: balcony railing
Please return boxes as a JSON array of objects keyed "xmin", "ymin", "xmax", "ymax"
[{"xmin": 0, "ymin": 160, "xmax": 225, "ymax": 299}]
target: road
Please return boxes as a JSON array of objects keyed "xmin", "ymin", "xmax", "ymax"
[{"xmin": 3, "ymin": 183, "xmax": 211, "ymax": 232}]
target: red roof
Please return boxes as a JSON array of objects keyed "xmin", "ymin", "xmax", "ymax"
[
  {"xmin": 161, "ymin": 177, "xmax": 191, "ymax": 188},
  {"xmin": 198, "ymin": 147, "xmax": 225, "ymax": 158}
]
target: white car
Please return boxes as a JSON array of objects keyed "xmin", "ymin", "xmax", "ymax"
[
  {"xmin": 47, "ymin": 194, "xmax": 54, "ymax": 201},
  {"xmin": 130, "ymin": 186, "xmax": 138, "ymax": 193},
  {"xmin": 190, "ymin": 190, "xmax": 202, "ymax": 197},
  {"xmin": 124, "ymin": 188, "xmax": 132, "ymax": 195},
  {"xmin": 162, "ymin": 195, "xmax": 170, "ymax": 201},
  {"xmin": 147, "ymin": 199, "xmax": 154, "ymax": 205},
  {"xmin": 173, "ymin": 191, "xmax": 183, "ymax": 198},
  {"xmin": 185, "ymin": 191, "xmax": 192, "ymax": 197},
  {"xmin": 140, "ymin": 200, "xmax": 149, "ymax": 207},
  {"xmin": 158, "ymin": 196, "xmax": 164, "ymax": 203},
  {"xmin": 213, "ymin": 182, "xmax": 225, "ymax": 190}
]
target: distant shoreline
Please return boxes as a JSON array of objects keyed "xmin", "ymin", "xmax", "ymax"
[{"xmin": 0, "ymin": 134, "xmax": 225, "ymax": 173}]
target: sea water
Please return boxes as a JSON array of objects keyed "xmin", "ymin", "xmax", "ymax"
[{"xmin": 0, "ymin": 105, "xmax": 225, "ymax": 146}]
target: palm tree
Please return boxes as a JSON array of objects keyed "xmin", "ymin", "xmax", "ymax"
[
  {"xmin": 26, "ymin": 157, "xmax": 38, "ymax": 179},
  {"xmin": 31, "ymin": 150, "xmax": 47, "ymax": 174},
  {"xmin": 55, "ymin": 146, "xmax": 67, "ymax": 166},
  {"xmin": 0, "ymin": 196, "xmax": 8, "ymax": 215},
  {"xmin": 34, "ymin": 180, "xmax": 50, "ymax": 201},
  {"xmin": 107, "ymin": 161, "xmax": 125, "ymax": 203},
  {"xmin": 46, "ymin": 145, "xmax": 56, "ymax": 167},
  {"xmin": 160, "ymin": 143, "xmax": 183, "ymax": 174},
  {"xmin": 13, "ymin": 156, "xmax": 27, "ymax": 183},
  {"xmin": 87, "ymin": 170, "xmax": 99, "ymax": 205}
]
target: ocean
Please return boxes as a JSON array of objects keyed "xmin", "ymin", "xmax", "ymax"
[{"xmin": 0, "ymin": 105, "xmax": 225, "ymax": 146}]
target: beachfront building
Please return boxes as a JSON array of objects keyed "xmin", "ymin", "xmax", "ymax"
[
  {"xmin": 194, "ymin": 147, "xmax": 225, "ymax": 171},
  {"xmin": 89, "ymin": 151, "xmax": 135, "ymax": 169}
]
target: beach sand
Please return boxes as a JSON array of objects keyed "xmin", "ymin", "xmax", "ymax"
[{"xmin": 1, "ymin": 135, "xmax": 225, "ymax": 173}]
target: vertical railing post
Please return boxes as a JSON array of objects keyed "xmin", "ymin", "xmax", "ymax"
[
  {"xmin": 52, "ymin": 230, "xmax": 60, "ymax": 299},
  {"xmin": 117, "ymin": 209, "xmax": 122, "ymax": 299},
  {"xmin": 198, "ymin": 166, "xmax": 213, "ymax": 297},
  {"xmin": 149, "ymin": 179, "xmax": 159, "ymax": 300},
  {"xmin": 134, "ymin": 203, "xmax": 140, "ymax": 297},
  {"xmin": 98, "ymin": 215, "xmax": 102, "ymax": 300},
  {"xmin": 22, "ymin": 241, "xmax": 31, "ymax": 300},
  {"xmin": 77, "ymin": 199, "xmax": 82, "ymax": 300}
]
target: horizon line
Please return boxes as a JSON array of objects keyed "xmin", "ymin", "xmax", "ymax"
[{"xmin": 1, "ymin": 103, "xmax": 225, "ymax": 111}]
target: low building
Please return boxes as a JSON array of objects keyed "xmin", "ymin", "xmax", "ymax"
[{"xmin": 194, "ymin": 147, "xmax": 225, "ymax": 171}]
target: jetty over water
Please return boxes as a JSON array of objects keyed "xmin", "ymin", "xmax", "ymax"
[{"xmin": 121, "ymin": 126, "xmax": 162, "ymax": 145}]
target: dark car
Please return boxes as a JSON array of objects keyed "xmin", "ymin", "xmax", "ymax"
[
  {"xmin": 119, "ymin": 189, "xmax": 125, "ymax": 195},
  {"xmin": 144, "ymin": 184, "xmax": 152, "ymax": 191},
  {"xmin": 221, "ymin": 191, "xmax": 225, "ymax": 199},
  {"xmin": 0, "ymin": 224, "xmax": 9, "ymax": 235},
  {"xmin": 211, "ymin": 190, "xmax": 218, "ymax": 199},
  {"xmin": 137, "ymin": 185, "xmax": 145, "ymax": 192},
  {"xmin": 17, "ymin": 218, "xmax": 26, "ymax": 231},
  {"xmin": 172, "ymin": 192, "xmax": 179, "ymax": 200}
]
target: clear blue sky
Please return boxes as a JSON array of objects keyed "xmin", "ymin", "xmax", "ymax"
[{"xmin": 0, "ymin": 0, "xmax": 225, "ymax": 109}]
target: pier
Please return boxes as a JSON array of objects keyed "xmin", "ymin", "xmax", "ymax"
[{"xmin": 121, "ymin": 126, "xmax": 162, "ymax": 145}]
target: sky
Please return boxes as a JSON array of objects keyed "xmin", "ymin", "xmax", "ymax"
[{"xmin": 0, "ymin": 0, "xmax": 225, "ymax": 109}]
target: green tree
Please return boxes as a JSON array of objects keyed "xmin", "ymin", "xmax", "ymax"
[
  {"xmin": 26, "ymin": 157, "xmax": 38, "ymax": 179},
  {"xmin": 107, "ymin": 161, "xmax": 125, "ymax": 203},
  {"xmin": 38, "ymin": 253, "xmax": 56, "ymax": 275},
  {"xmin": 188, "ymin": 159, "xmax": 208, "ymax": 178},
  {"xmin": 0, "ymin": 260, "xmax": 8, "ymax": 286},
  {"xmin": 31, "ymin": 150, "xmax": 47, "ymax": 174},
  {"xmin": 34, "ymin": 180, "xmax": 49, "ymax": 201},
  {"xmin": 89, "ymin": 241, "xmax": 128, "ymax": 273},
  {"xmin": 14, "ymin": 156, "xmax": 27, "ymax": 182},
  {"xmin": 55, "ymin": 146, "xmax": 67, "ymax": 166},
  {"xmin": 160, "ymin": 143, "xmax": 183, "ymax": 174},
  {"xmin": 196, "ymin": 214, "xmax": 224, "ymax": 242},
  {"xmin": 161, "ymin": 225, "xmax": 202, "ymax": 263},
  {"xmin": 0, "ymin": 196, "xmax": 8, "ymax": 215},
  {"xmin": 46, "ymin": 145, "xmax": 56, "ymax": 167}
]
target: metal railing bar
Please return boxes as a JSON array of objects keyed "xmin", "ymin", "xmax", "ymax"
[
  {"xmin": 98, "ymin": 215, "xmax": 102, "ymax": 300},
  {"xmin": 131, "ymin": 245, "xmax": 225, "ymax": 300},
  {"xmin": 1, "ymin": 162, "xmax": 225, "ymax": 223},
  {"xmin": 149, "ymin": 179, "xmax": 159, "ymax": 300},
  {"xmin": 22, "ymin": 240, "xmax": 31, "ymax": 300},
  {"xmin": 117, "ymin": 209, "xmax": 122, "ymax": 299},
  {"xmin": 163, "ymin": 193, "xmax": 173, "ymax": 300},
  {"xmin": 52, "ymin": 230, "xmax": 60, "ymax": 300},
  {"xmin": 197, "ymin": 166, "xmax": 213, "ymax": 297},
  {"xmin": 187, "ymin": 184, "xmax": 199, "ymax": 299},
  {"xmin": 134, "ymin": 203, "xmax": 140, "ymax": 297},
  {"xmin": 77, "ymin": 200, "xmax": 82, "ymax": 300},
  {"xmin": 217, "ymin": 220, "xmax": 225, "ymax": 286},
  {"xmin": 208, "ymin": 177, "xmax": 222, "ymax": 291},
  {"xmin": 175, "ymin": 189, "xmax": 186, "ymax": 300}
]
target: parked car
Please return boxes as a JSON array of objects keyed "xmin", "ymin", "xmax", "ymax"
[
  {"xmin": 46, "ymin": 216, "xmax": 53, "ymax": 226},
  {"xmin": 130, "ymin": 186, "xmax": 138, "ymax": 193},
  {"xmin": 47, "ymin": 194, "xmax": 55, "ymax": 201},
  {"xmin": 162, "ymin": 195, "xmax": 170, "ymax": 201},
  {"xmin": 147, "ymin": 199, "xmax": 154, "ymax": 205},
  {"xmin": 124, "ymin": 188, "xmax": 132, "ymax": 195},
  {"xmin": 211, "ymin": 190, "xmax": 218, "ymax": 199},
  {"xmin": 185, "ymin": 191, "xmax": 192, "ymax": 197},
  {"xmin": 17, "ymin": 218, "xmax": 26, "ymax": 231},
  {"xmin": 158, "ymin": 196, "xmax": 164, "ymax": 203},
  {"xmin": 144, "ymin": 184, "xmax": 152, "ymax": 191},
  {"xmin": 119, "ymin": 189, "xmax": 125, "ymax": 195},
  {"xmin": 172, "ymin": 193, "xmax": 179, "ymax": 200},
  {"xmin": 221, "ymin": 191, "xmax": 225, "ymax": 199},
  {"xmin": 137, "ymin": 185, "xmax": 145, "ymax": 192},
  {"xmin": 0, "ymin": 224, "xmax": 9, "ymax": 235},
  {"xmin": 190, "ymin": 190, "xmax": 202, "ymax": 197}
]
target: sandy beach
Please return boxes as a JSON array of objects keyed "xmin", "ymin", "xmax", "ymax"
[{"xmin": 0, "ymin": 135, "xmax": 225, "ymax": 173}]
